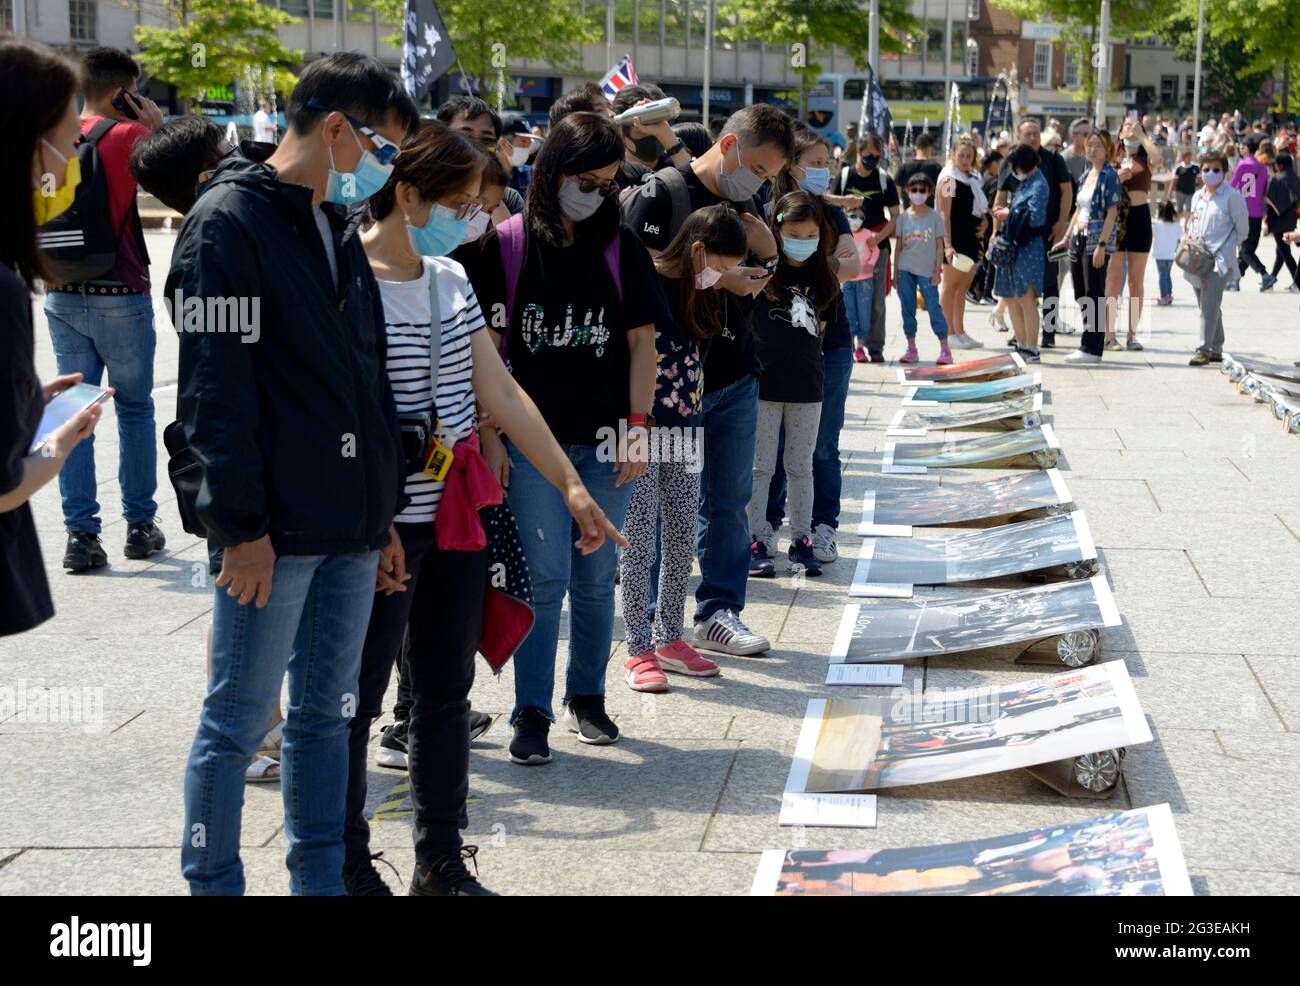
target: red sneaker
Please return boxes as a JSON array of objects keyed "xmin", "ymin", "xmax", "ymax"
[
  {"xmin": 655, "ymin": 638, "xmax": 721, "ymax": 677},
  {"xmin": 624, "ymin": 650, "xmax": 669, "ymax": 692},
  {"xmin": 937, "ymin": 344, "xmax": 953, "ymax": 365},
  {"xmin": 853, "ymin": 345, "xmax": 868, "ymax": 364}
]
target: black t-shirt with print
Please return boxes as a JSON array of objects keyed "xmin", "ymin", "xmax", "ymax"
[
  {"xmin": 651, "ymin": 272, "xmax": 705, "ymax": 429},
  {"xmin": 837, "ymin": 166, "xmax": 900, "ymax": 229},
  {"xmin": 752, "ymin": 264, "xmax": 829, "ymax": 404},
  {"xmin": 1175, "ymin": 163, "xmax": 1200, "ymax": 194},
  {"xmin": 468, "ymin": 222, "xmax": 671, "ymax": 445},
  {"xmin": 998, "ymin": 147, "xmax": 1071, "ymax": 230},
  {"xmin": 623, "ymin": 164, "xmax": 760, "ymax": 395}
]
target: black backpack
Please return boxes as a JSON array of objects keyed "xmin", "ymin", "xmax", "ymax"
[{"xmin": 36, "ymin": 119, "xmax": 139, "ymax": 284}]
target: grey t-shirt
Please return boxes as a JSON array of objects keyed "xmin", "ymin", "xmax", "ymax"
[
  {"xmin": 313, "ymin": 204, "xmax": 338, "ymax": 288},
  {"xmin": 894, "ymin": 207, "xmax": 947, "ymax": 278},
  {"xmin": 1062, "ymin": 148, "xmax": 1089, "ymax": 184}
]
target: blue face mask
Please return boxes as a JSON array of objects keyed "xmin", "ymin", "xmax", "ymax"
[
  {"xmin": 407, "ymin": 203, "xmax": 470, "ymax": 257},
  {"xmin": 798, "ymin": 166, "xmax": 830, "ymax": 196},
  {"xmin": 782, "ymin": 235, "xmax": 820, "ymax": 262},
  {"xmin": 324, "ymin": 123, "xmax": 394, "ymax": 205}
]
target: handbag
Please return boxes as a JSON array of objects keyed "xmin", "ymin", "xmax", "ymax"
[{"xmin": 1174, "ymin": 235, "xmax": 1215, "ymax": 278}]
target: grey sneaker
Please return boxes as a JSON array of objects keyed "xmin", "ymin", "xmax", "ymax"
[
  {"xmin": 693, "ymin": 609, "xmax": 770, "ymax": 657},
  {"xmin": 1125, "ymin": 337, "xmax": 1144, "ymax": 351},
  {"xmin": 811, "ymin": 523, "xmax": 838, "ymax": 563}
]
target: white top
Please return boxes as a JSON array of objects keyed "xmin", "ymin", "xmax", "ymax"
[
  {"xmin": 1152, "ymin": 220, "xmax": 1181, "ymax": 261},
  {"xmin": 252, "ymin": 109, "xmax": 275, "ymax": 144},
  {"xmin": 1075, "ymin": 178, "xmax": 1094, "ymax": 225},
  {"xmin": 377, "ymin": 257, "xmax": 486, "ymax": 524}
]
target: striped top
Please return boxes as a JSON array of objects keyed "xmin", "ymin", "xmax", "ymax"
[{"xmin": 376, "ymin": 256, "xmax": 485, "ymax": 524}]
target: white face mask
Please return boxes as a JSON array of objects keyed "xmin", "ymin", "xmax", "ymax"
[
  {"xmin": 464, "ymin": 210, "xmax": 492, "ymax": 242},
  {"xmin": 507, "ymin": 144, "xmax": 529, "ymax": 168},
  {"xmin": 908, "ymin": 191, "xmax": 927, "ymax": 205}
]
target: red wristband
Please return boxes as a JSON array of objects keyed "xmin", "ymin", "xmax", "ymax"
[{"xmin": 627, "ymin": 413, "xmax": 647, "ymax": 427}]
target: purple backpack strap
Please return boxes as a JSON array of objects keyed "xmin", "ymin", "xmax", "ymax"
[
  {"xmin": 603, "ymin": 231, "xmax": 622, "ymax": 303},
  {"xmin": 496, "ymin": 213, "xmax": 525, "ymax": 361}
]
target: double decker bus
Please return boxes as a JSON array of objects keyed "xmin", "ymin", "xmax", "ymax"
[{"xmin": 806, "ymin": 74, "xmax": 994, "ymax": 147}]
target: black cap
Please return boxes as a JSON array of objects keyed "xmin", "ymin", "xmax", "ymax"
[{"xmin": 501, "ymin": 112, "xmax": 533, "ymax": 137}]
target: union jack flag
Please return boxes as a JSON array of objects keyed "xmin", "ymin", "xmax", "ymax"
[{"xmin": 599, "ymin": 56, "xmax": 639, "ymax": 101}]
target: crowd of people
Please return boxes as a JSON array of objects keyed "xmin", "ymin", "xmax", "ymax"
[{"xmin": 3, "ymin": 37, "xmax": 1295, "ymax": 896}]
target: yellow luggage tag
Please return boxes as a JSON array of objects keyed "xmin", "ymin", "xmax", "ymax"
[{"xmin": 422, "ymin": 422, "xmax": 454, "ymax": 481}]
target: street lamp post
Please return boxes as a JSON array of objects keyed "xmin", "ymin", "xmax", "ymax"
[
  {"xmin": 1095, "ymin": 0, "xmax": 1110, "ymax": 128},
  {"xmin": 1192, "ymin": 0, "xmax": 1205, "ymax": 135},
  {"xmin": 703, "ymin": 0, "xmax": 713, "ymax": 130},
  {"xmin": 869, "ymin": 0, "xmax": 880, "ymax": 77},
  {"xmin": 942, "ymin": 1, "xmax": 953, "ymax": 148}
]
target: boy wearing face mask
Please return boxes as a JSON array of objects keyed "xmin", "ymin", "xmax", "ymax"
[
  {"xmin": 169, "ymin": 53, "xmax": 419, "ymax": 896},
  {"xmin": 610, "ymin": 83, "xmax": 693, "ymax": 192}
]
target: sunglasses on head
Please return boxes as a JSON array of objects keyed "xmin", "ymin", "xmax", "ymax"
[{"xmin": 306, "ymin": 99, "xmax": 401, "ymax": 165}]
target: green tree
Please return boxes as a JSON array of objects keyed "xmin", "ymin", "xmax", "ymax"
[
  {"xmin": 717, "ymin": 0, "xmax": 918, "ymax": 118},
  {"xmin": 1166, "ymin": 0, "xmax": 1300, "ymax": 115},
  {"xmin": 997, "ymin": 0, "xmax": 1164, "ymax": 116},
  {"xmin": 351, "ymin": 0, "xmax": 599, "ymax": 95},
  {"xmin": 1161, "ymin": 3, "xmax": 1272, "ymax": 118},
  {"xmin": 131, "ymin": 1, "xmax": 301, "ymax": 108}
]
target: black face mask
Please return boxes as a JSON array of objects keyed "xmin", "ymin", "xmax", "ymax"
[
  {"xmin": 627, "ymin": 131, "xmax": 661, "ymax": 163},
  {"xmin": 860, "ymin": 155, "xmax": 878, "ymax": 172}
]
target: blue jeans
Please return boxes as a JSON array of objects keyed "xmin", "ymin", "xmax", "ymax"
[
  {"xmin": 842, "ymin": 278, "xmax": 875, "ymax": 347},
  {"xmin": 896, "ymin": 270, "xmax": 949, "ymax": 341},
  {"xmin": 694, "ymin": 373, "xmax": 759, "ymax": 624},
  {"xmin": 767, "ymin": 347, "xmax": 854, "ymax": 531},
  {"xmin": 182, "ymin": 550, "xmax": 379, "ymax": 895},
  {"xmin": 1157, "ymin": 258, "xmax": 1174, "ymax": 298},
  {"xmin": 505, "ymin": 440, "xmax": 634, "ymax": 722},
  {"xmin": 44, "ymin": 290, "xmax": 158, "ymax": 532}
]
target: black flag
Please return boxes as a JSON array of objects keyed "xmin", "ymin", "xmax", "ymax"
[{"xmin": 402, "ymin": 0, "xmax": 457, "ymax": 103}]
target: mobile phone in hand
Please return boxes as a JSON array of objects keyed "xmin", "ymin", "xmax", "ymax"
[{"xmin": 111, "ymin": 88, "xmax": 141, "ymax": 121}]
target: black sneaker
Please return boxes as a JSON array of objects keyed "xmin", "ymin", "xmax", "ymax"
[
  {"xmin": 344, "ymin": 851, "xmax": 398, "ymax": 896},
  {"xmin": 409, "ymin": 845, "xmax": 497, "ymax": 896},
  {"xmin": 749, "ymin": 539, "xmax": 775, "ymax": 578},
  {"xmin": 509, "ymin": 707, "xmax": 552, "ymax": 765},
  {"xmin": 563, "ymin": 694, "xmax": 619, "ymax": 745},
  {"xmin": 1040, "ymin": 332, "xmax": 1056, "ymax": 349},
  {"xmin": 788, "ymin": 536, "xmax": 823, "ymax": 577},
  {"xmin": 469, "ymin": 709, "xmax": 494, "ymax": 742},
  {"xmin": 376, "ymin": 721, "xmax": 408, "ymax": 769},
  {"xmin": 63, "ymin": 532, "xmax": 107, "ymax": 573},
  {"xmin": 124, "ymin": 520, "xmax": 166, "ymax": 559}
]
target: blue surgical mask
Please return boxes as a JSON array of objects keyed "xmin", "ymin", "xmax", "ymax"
[
  {"xmin": 781, "ymin": 235, "xmax": 820, "ymax": 262},
  {"xmin": 798, "ymin": 166, "xmax": 830, "ymax": 196},
  {"xmin": 407, "ymin": 203, "xmax": 470, "ymax": 257},
  {"xmin": 1123, "ymin": 138, "xmax": 1140, "ymax": 149},
  {"xmin": 324, "ymin": 123, "xmax": 394, "ymax": 205}
]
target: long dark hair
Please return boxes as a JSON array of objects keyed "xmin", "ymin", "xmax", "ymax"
[
  {"xmin": 766, "ymin": 190, "xmax": 840, "ymax": 317},
  {"xmin": 0, "ymin": 40, "xmax": 79, "ymax": 289},
  {"xmin": 369, "ymin": 120, "xmax": 484, "ymax": 220},
  {"xmin": 525, "ymin": 111, "xmax": 624, "ymax": 247},
  {"xmin": 770, "ymin": 122, "xmax": 831, "ymax": 203},
  {"xmin": 655, "ymin": 205, "xmax": 747, "ymax": 341}
]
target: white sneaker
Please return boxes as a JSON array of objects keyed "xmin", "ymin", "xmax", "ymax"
[
  {"xmin": 1065, "ymin": 350, "xmax": 1102, "ymax": 364},
  {"xmin": 811, "ymin": 523, "xmax": 838, "ymax": 563},
  {"xmin": 965, "ymin": 332, "xmax": 986, "ymax": 348},
  {"xmin": 693, "ymin": 609, "xmax": 770, "ymax": 657},
  {"xmin": 948, "ymin": 332, "xmax": 976, "ymax": 350}
]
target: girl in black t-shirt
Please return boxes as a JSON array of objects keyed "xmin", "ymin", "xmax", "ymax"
[
  {"xmin": 619, "ymin": 206, "xmax": 749, "ymax": 693},
  {"xmin": 747, "ymin": 191, "xmax": 841, "ymax": 578}
]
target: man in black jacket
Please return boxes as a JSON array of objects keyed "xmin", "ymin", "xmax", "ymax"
[{"xmin": 170, "ymin": 52, "xmax": 417, "ymax": 896}]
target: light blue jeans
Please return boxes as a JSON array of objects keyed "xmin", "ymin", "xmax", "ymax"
[
  {"xmin": 44, "ymin": 289, "xmax": 158, "ymax": 532},
  {"xmin": 182, "ymin": 550, "xmax": 379, "ymax": 895},
  {"xmin": 841, "ymin": 278, "xmax": 875, "ymax": 348},
  {"xmin": 504, "ymin": 440, "xmax": 634, "ymax": 722},
  {"xmin": 896, "ymin": 269, "xmax": 949, "ymax": 341}
]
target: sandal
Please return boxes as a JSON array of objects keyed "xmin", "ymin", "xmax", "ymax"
[
  {"xmin": 257, "ymin": 720, "xmax": 284, "ymax": 761},
  {"xmin": 245, "ymin": 754, "xmax": 281, "ymax": 784}
]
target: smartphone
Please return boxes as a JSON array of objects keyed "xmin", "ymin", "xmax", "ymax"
[
  {"xmin": 613, "ymin": 97, "xmax": 680, "ymax": 127},
  {"xmin": 30, "ymin": 383, "xmax": 111, "ymax": 454},
  {"xmin": 111, "ymin": 88, "xmax": 141, "ymax": 121}
]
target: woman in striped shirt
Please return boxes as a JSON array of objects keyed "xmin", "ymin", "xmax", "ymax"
[{"xmin": 347, "ymin": 122, "xmax": 623, "ymax": 896}]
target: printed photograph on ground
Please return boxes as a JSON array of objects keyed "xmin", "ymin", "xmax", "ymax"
[
  {"xmin": 785, "ymin": 661, "xmax": 1150, "ymax": 794},
  {"xmin": 887, "ymin": 393, "xmax": 1043, "ymax": 437},
  {"xmin": 882, "ymin": 424, "xmax": 1059, "ymax": 474},
  {"xmin": 830, "ymin": 575, "xmax": 1121, "ymax": 664},
  {"xmin": 904, "ymin": 373, "xmax": 1042, "ymax": 404},
  {"xmin": 858, "ymin": 469, "xmax": 1071, "ymax": 535},
  {"xmin": 750, "ymin": 804, "xmax": 1192, "ymax": 896},
  {"xmin": 850, "ymin": 511, "xmax": 1096, "ymax": 597},
  {"xmin": 896, "ymin": 351, "xmax": 1026, "ymax": 384}
]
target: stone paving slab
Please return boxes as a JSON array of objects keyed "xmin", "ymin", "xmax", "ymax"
[{"xmin": 4, "ymin": 231, "xmax": 1299, "ymax": 895}]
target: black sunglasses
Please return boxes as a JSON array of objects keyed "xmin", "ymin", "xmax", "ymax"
[{"xmin": 574, "ymin": 177, "xmax": 618, "ymax": 197}]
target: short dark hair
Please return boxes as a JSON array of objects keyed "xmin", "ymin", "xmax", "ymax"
[
  {"xmin": 1199, "ymin": 149, "xmax": 1228, "ymax": 171},
  {"xmin": 982, "ymin": 149, "xmax": 1004, "ymax": 171},
  {"xmin": 129, "ymin": 115, "xmax": 227, "ymax": 215},
  {"xmin": 285, "ymin": 51, "xmax": 419, "ymax": 137},
  {"xmin": 1158, "ymin": 200, "xmax": 1176, "ymax": 223},
  {"xmin": 914, "ymin": 131, "xmax": 935, "ymax": 151},
  {"xmin": 0, "ymin": 40, "xmax": 80, "ymax": 289},
  {"xmin": 768, "ymin": 190, "xmax": 840, "ymax": 317},
  {"xmin": 1007, "ymin": 142, "xmax": 1040, "ymax": 174},
  {"xmin": 1245, "ymin": 134, "xmax": 1262, "ymax": 155},
  {"xmin": 436, "ymin": 95, "xmax": 501, "ymax": 137},
  {"xmin": 548, "ymin": 81, "xmax": 607, "ymax": 127},
  {"xmin": 369, "ymin": 121, "xmax": 484, "ymax": 221},
  {"xmin": 479, "ymin": 153, "xmax": 510, "ymax": 189},
  {"xmin": 672, "ymin": 121, "xmax": 714, "ymax": 158},
  {"xmin": 1276, "ymin": 152, "xmax": 1294, "ymax": 172},
  {"xmin": 610, "ymin": 83, "xmax": 666, "ymax": 118},
  {"xmin": 720, "ymin": 103, "xmax": 795, "ymax": 159},
  {"xmin": 80, "ymin": 46, "xmax": 139, "ymax": 102},
  {"xmin": 905, "ymin": 172, "xmax": 934, "ymax": 193},
  {"xmin": 526, "ymin": 111, "xmax": 623, "ymax": 246},
  {"xmin": 656, "ymin": 204, "xmax": 748, "ymax": 341}
]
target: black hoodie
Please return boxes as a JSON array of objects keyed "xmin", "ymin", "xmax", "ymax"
[{"xmin": 166, "ymin": 155, "xmax": 404, "ymax": 558}]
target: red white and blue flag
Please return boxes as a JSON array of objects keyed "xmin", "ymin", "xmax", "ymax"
[{"xmin": 599, "ymin": 56, "xmax": 639, "ymax": 101}]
